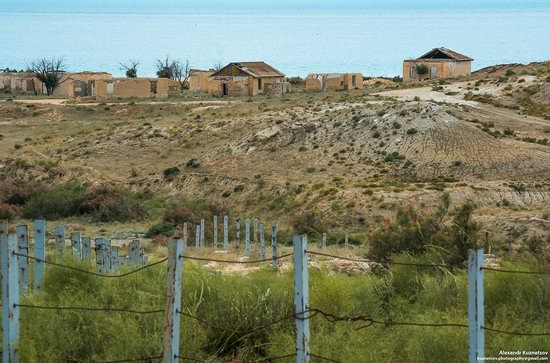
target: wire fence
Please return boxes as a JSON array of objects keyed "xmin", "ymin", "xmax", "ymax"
[{"xmin": 1, "ymin": 219, "xmax": 549, "ymax": 363}]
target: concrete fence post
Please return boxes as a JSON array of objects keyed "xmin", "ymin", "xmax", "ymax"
[
  {"xmin": 33, "ymin": 219, "xmax": 46, "ymax": 292},
  {"xmin": 81, "ymin": 237, "xmax": 91, "ymax": 264},
  {"xmin": 213, "ymin": 215, "xmax": 218, "ymax": 249},
  {"xmin": 54, "ymin": 226, "xmax": 65, "ymax": 257},
  {"xmin": 195, "ymin": 225, "xmax": 200, "ymax": 248},
  {"xmin": 183, "ymin": 223, "xmax": 188, "ymax": 247},
  {"xmin": 344, "ymin": 232, "xmax": 349, "ymax": 249},
  {"xmin": 223, "ymin": 215, "xmax": 229, "ymax": 251},
  {"xmin": 259, "ymin": 223, "xmax": 266, "ymax": 259},
  {"xmin": 16, "ymin": 225, "xmax": 29, "ymax": 295},
  {"xmin": 245, "ymin": 218, "xmax": 251, "ymax": 257},
  {"xmin": 95, "ymin": 238, "xmax": 111, "ymax": 273},
  {"xmin": 271, "ymin": 223, "xmax": 278, "ymax": 269},
  {"xmin": 1, "ymin": 220, "xmax": 9, "ymax": 363},
  {"xmin": 468, "ymin": 248, "xmax": 485, "ymax": 363},
  {"xmin": 7, "ymin": 232, "xmax": 20, "ymax": 363},
  {"xmin": 111, "ymin": 249, "xmax": 120, "ymax": 272},
  {"xmin": 71, "ymin": 231, "xmax": 82, "ymax": 259},
  {"xmin": 253, "ymin": 218, "xmax": 258, "ymax": 251},
  {"xmin": 162, "ymin": 237, "xmax": 185, "ymax": 363},
  {"xmin": 200, "ymin": 219, "xmax": 205, "ymax": 247},
  {"xmin": 322, "ymin": 233, "xmax": 327, "ymax": 249},
  {"xmin": 236, "ymin": 218, "xmax": 241, "ymax": 251},
  {"xmin": 293, "ymin": 235, "xmax": 310, "ymax": 363}
]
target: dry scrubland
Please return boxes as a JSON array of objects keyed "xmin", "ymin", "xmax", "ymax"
[{"xmin": 1, "ymin": 62, "xmax": 550, "ymax": 362}]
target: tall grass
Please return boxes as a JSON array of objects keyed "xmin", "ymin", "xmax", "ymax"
[{"xmin": 8, "ymin": 253, "xmax": 550, "ymax": 362}]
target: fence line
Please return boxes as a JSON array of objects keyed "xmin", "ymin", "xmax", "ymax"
[{"xmin": 2, "ymin": 217, "xmax": 549, "ymax": 363}]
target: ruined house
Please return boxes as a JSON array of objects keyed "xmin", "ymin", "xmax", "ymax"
[
  {"xmin": 189, "ymin": 69, "xmax": 215, "ymax": 92},
  {"xmin": 0, "ymin": 72, "xmax": 41, "ymax": 95},
  {"xmin": 92, "ymin": 78, "xmax": 180, "ymax": 99},
  {"xmin": 403, "ymin": 47, "xmax": 473, "ymax": 82},
  {"xmin": 208, "ymin": 62, "xmax": 289, "ymax": 97},
  {"xmin": 305, "ymin": 73, "xmax": 363, "ymax": 92},
  {"xmin": 52, "ymin": 72, "xmax": 113, "ymax": 98}
]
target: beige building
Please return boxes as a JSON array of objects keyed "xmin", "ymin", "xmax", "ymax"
[
  {"xmin": 93, "ymin": 78, "xmax": 180, "ymax": 99},
  {"xmin": 403, "ymin": 47, "xmax": 473, "ymax": 82},
  {"xmin": 208, "ymin": 62, "xmax": 289, "ymax": 97},
  {"xmin": 0, "ymin": 72, "xmax": 41, "ymax": 95},
  {"xmin": 189, "ymin": 69, "xmax": 214, "ymax": 92},
  {"xmin": 305, "ymin": 73, "xmax": 363, "ymax": 92}
]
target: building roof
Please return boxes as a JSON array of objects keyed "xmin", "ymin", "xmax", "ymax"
[
  {"xmin": 212, "ymin": 62, "xmax": 285, "ymax": 78},
  {"xmin": 417, "ymin": 47, "xmax": 473, "ymax": 61}
]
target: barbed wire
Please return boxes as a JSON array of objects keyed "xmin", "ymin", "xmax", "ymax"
[
  {"xmin": 180, "ymin": 252, "xmax": 294, "ymax": 264},
  {"xmin": 13, "ymin": 252, "xmax": 167, "ymax": 278},
  {"xmin": 482, "ymin": 326, "xmax": 550, "ymax": 336},
  {"xmin": 94, "ymin": 355, "xmax": 163, "ymax": 362},
  {"xmin": 305, "ymin": 250, "xmax": 452, "ymax": 268},
  {"xmin": 176, "ymin": 309, "xmax": 296, "ymax": 336},
  {"xmin": 481, "ymin": 267, "xmax": 550, "ymax": 275},
  {"xmin": 174, "ymin": 356, "xmax": 208, "ymax": 362},
  {"xmin": 16, "ymin": 304, "xmax": 164, "ymax": 315}
]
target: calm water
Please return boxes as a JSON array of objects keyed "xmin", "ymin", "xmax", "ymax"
[{"xmin": 1, "ymin": 5, "xmax": 549, "ymax": 77}]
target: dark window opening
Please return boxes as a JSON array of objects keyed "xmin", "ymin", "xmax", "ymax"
[
  {"xmin": 150, "ymin": 81, "xmax": 158, "ymax": 94},
  {"xmin": 258, "ymin": 79, "xmax": 262, "ymax": 90}
]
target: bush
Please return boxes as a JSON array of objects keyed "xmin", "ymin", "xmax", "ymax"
[
  {"xmin": 163, "ymin": 207, "xmax": 192, "ymax": 225},
  {"xmin": 163, "ymin": 166, "xmax": 180, "ymax": 179},
  {"xmin": 291, "ymin": 210, "xmax": 328, "ymax": 236},
  {"xmin": 22, "ymin": 182, "xmax": 86, "ymax": 219},
  {"xmin": 186, "ymin": 159, "xmax": 200, "ymax": 168},
  {"xmin": 145, "ymin": 222, "xmax": 175, "ymax": 238},
  {"xmin": 0, "ymin": 203, "xmax": 22, "ymax": 219},
  {"xmin": 82, "ymin": 184, "xmax": 147, "ymax": 222},
  {"xmin": 406, "ymin": 128, "xmax": 418, "ymax": 135}
]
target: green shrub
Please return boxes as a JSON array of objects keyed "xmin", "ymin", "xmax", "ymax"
[
  {"xmin": 145, "ymin": 221, "xmax": 175, "ymax": 237},
  {"xmin": 406, "ymin": 128, "xmax": 418, "ymax": 135},
  {"xmin": 22, "ymin": 182, "xmax": 86, "ymax": 219}
]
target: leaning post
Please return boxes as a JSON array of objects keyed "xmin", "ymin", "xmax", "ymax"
[
  {"xmin": 33, "ymin": 219, "xmax": 46, "ymax": 292},
  {"xmin": 271, "ymin": 223, "xmax": 278, "ymax": 269},
  {"xmin": 468, "ymin": 248, "xmax": 485, "ymax": 363},
  {"xmin": 162, "ymin": 236, "xmax": 185, "ymax": 363},
  {"xmin": 16, "ymin": 225, "xmax": 29, "ymax": 295},
  {"xmin": 293, "ymin": 235, "xmax": 310, "ymax": 363}
]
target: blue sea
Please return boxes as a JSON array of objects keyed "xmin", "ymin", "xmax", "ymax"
[{"xmin": 1, "ymin": 0, "xmax": 549, "ymax": 77}]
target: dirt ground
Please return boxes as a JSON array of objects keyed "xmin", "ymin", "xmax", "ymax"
[{"xmin": 1, "ymin": 62, "xmax": 550, "ymax": 247}]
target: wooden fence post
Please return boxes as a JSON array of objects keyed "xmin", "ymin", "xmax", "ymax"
[
  {"xmin": 33, "ymin": 219, "xmax": 46, "ymax": 292},
  {"xmin": 71, "ymin": 231, "xmax": 81, "ymax": 259},
  {"xmin": 223, "ymin": 215, "xmax": 229, "ymax": 251},
  {"xmin": 7, "ymin": 232, "xmax": 20, "ymax": 363},
  {"xmin": 1, "ymin": 220, "xmax": 9, "ymax": 363},
  {"xmin": 16, "ymin": 225, "xmax": 29, "ymax": 295},
  {"xmin": 81, "ymin": 237, "xmax": 91, "ymax": 264},
  {"xmin": 259, "ymin": 223, "xmax": 266, "ymax": 259},
  {"xmin": 322, "ymin": 233, "xmax": 327, "ymax": 249},
  {"xmin": 293, "ymin": 235, "xmax": 310, "ymax": 363},
  {"xmin": 200, "ymin": 219, "xmax": 205, "ymax": 247},
  {"xmin": 271, "ymin": 223, "xmax": 278, "ymax": 269},
  {"xmin": 213, "ymin": 216, "xmax": 218, "ymax": 249},
  {"xmin": 245, "ymin": 218, "xmax": 251, "ymax": 257},
  {"xmin": 162, "ymin": 237, "xmax": 185, "ymax": 363},
  {"xmin": 236, "ymin": 218, "xmax": 241, "ymax": 251},
  {"xmin": 54, "ymin": 226, "xmax": 65, "ymax": 257},
  {"xmin": 468, "ymin": 248, "xmax": 485, "ymax": 363}
]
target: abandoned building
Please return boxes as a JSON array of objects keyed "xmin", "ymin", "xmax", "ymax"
[
  {"xmin": 403, "ymin": 47, "xmax": 473, "ymax": 82},
  {"xmin": 305, "ymin": 73, "xmax": 364, "ymax": 92},
  {"xmin": 52, "ymin": 72, "xmax": 113, "ymax": 97},
  {"xmin": 92, "ymin": 78, "xmax": 180, "ymax": 99},
  {"xmin": 0, "ymin": 72, "xmax": 41, "ymax": 95},
  {"xmin": 189, "ymin": 69, "xmax": 215, "ymax": 92},
  {"xmin": 208, "ymin": 62, "xmax": 289, "ymax": 97}
]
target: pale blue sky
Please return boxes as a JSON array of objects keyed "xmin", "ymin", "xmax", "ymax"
[{"xmin": 2, "ymin": 0, "xmax": 548, "ymax": 11}]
